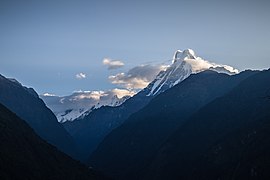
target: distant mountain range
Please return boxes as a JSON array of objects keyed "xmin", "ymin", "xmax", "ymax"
[{"xmin": 41, "ymin": 91, "xmax": 131, "ymax": 123}]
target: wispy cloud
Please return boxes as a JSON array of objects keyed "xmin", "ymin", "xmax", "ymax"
[
  {"xmin": 71, "ymin": 88, "xmax": 135, "ymax": 101},
  {"xmin": 110, "ymin": 88, "xmax": 136, "ymax": 98},
  {"xmin": 75, "ymin": 72, "xmax": 87, "ymax": 79},
  {"xmin": 42, "ymin": 93, "xmax": 56, "ymax": 97},
  {"xmin": 103, "ymin": 58, "xmax": 125, "ymax": 70},
  {"xmin": 184, "ymin": 58, "xmax": 239, "ymax": 74},
  {"xmin": 108, "ymin": 64, "xmax": 167, "ymax": 90}
]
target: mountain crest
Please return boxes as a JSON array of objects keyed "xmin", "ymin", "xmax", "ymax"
[
  {"xmin": 147, "ymin": 49, "xmax": 193, "ymax": 96},
  {"xmin": 173, "ymin": 49, "xmax": 196, "ymax": 63}
]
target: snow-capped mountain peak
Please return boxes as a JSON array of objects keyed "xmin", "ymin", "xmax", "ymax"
[
  {"xmin": 146, "ymin": 48, "xmax": 239, "ymax": 96},
  {"xmin": 172, "ymin": 49, "xmax": 196, "ymax": 63},
  {"xmin": 147, "ymin": 49, "xmax": 193, "ymax": 96}
]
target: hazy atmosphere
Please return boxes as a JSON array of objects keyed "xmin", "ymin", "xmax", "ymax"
[{"xmin": 1, "ymin": 0, "xmax": 270, "ymax": 96}]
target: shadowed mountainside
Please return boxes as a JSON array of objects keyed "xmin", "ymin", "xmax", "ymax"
[
  {"xmin": 0, "ymin": 102, "xmax": 107, "ymax": 180},
  {"xmin": 0, "ymin": 74, "xmax": 77, "ymax": 158},
  {"xmin": 89, "ymin": 70, "xmax": 257, "ymax": 180},
  {"xmin": 147, "ymin": 69, "xmax": 270, "ymax": 180}
]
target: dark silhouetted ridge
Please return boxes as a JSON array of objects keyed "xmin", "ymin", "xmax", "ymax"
[{"xmin": 0, "ymin": 102, "xmax": 107, "ymax": 180}]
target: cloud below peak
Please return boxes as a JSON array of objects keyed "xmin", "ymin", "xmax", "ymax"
[
  {"xmin": 108, "ymin": 56, "xmax": 239, "ymax": 91},
  {"xmin": 184, "ymin": 57, "xmax": 239, "ymax": 74},
  {"xmin": 108, "ymin": 64, "xmax": 167, "ymax": 90},
  {"xmin": 69, "ymin": 88, "xmax": 135, "ymax": 101},
  {"xmin": 42, "ymin": 92, "xmax": 56, "ymax": 97},
  {"xmin": 103, "ymin": 58, "xmax": 125, "ymax": 70}
]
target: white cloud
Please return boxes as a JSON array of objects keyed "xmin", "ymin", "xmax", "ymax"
[
  {"xmin": 75, "ymin": 72, "xmax": 87, "ymax": 79},
  {"xmin": 103, "ymin": 58, "xmax": 125, "ymax": 70},
  {"xmin": 184, "ymin": 57, "xmax": 239, "ymax": 74},
  {"xmin": 108, "ymin": 56, "xmax": 238, "ymax": 91},
  {"xmin": 71, "ymin": 91, "xmax": 106, "ymax": 101},
  {"xmin": 108, "ymin": 64, "xmax": 167, "ymax": 90},
  {"xmin": 70, "ymin": 89, "xmax": 135, "ymax": 102},
  {"xmin": 42, "ymin": 93, "xmax": 56, "ymax": 97},
  {"xmin": 111, "ymin": 88, "xmax": 136, "ymax": 98}
]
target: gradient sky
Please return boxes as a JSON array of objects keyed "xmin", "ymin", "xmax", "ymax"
[{"xmin": 1, "ymin": 0, "xmax": 270, "ymax": 96}]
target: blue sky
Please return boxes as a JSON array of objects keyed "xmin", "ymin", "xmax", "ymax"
[{"xmin": 1, "ymin": 0, "xmax": 270, "ymax": 96}]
